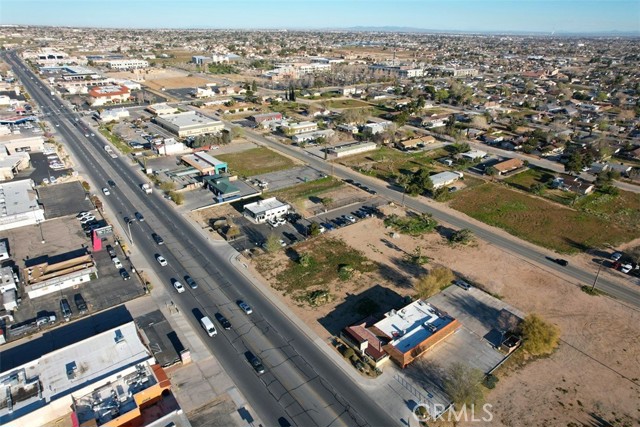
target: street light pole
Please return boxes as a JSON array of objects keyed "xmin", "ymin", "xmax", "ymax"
[
  {"xmin": 591, "ymin": 259, "xmax": 603, "ymax": 291},
  {"xmin": 127, "ymin": 220, "xmax": 134, "ymax": 246}
]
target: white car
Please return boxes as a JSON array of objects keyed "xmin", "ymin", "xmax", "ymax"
[
  {"xmin": 173, "ymin": 281, "xmax": 185, "ymax": 293},
  {"xmin": 611, "ymin": 252, "xmax": 623, "ymax": 262},
  {"xmin": 238, "ymin": 301, "xmax": 253, "ymax": 315},
  {"xmin": 268, "ymin": 218, "xmax": 279, "ymax": 227},
  {"xmin": 344, "ymin": 215, "xmax": 356, "ymax": 223},
  {"xmin": 102, "ymin": 188, "xmax": 110, "ymax": 196},
  {"xmin": 620, "ymin": 264, "xmax": 633, "ymax": 274},
  {"xmin": 156, "ymin": 255, "xmax": 168, "ymax": 266},
  {"xmin": 80, "ymin": 215, "xmax": 96, "ymax": 224}
]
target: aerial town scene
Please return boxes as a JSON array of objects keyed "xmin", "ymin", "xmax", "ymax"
[{"xmin": 0, "ymin": 1, "xmax": 638, "ymax": 427}]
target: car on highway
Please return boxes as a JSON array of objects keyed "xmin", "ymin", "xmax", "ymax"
[
  {"xmin": 554, "ymin": 258, "xmax": 569, "ymax": 267},
  {"xmin": 215, "ymin": 313, "xmax": 232, "ymax": 330},
  {"xmin": 173, "ymin": 280, "xmax": 185, "ymax": 293},
  {"xmin": 124, "ymin": 216, "xmax": 132, "ymax": 224},
  {"xmin": 134, "ymin": 212, "xmax": 144, "ymax": 222},
  {"xmin": 237, "ymin": 300, "xmax": 253, "ymax": 315},
  {"xmin": 108, "ymin": 180, "xmax": 116, "ymax": 187},
  {"xmin": 120, "ymin": 269, "xmax": 130, "ymax": 280},
  {"xmin": 102, "ymin": 187, "xmax": 110, "ymax": 196},
  {"xmin": 156, "ymin": 255, "xmax": 168, "ymax": 266},
  {"xmin": 611, "ymin": 252, "xmax": 623, "ymax": 261},
  {"xmin": 184, "ymin": 275, "xmax": 198, "ymax": 289},
  {"xmin": 152, "ymin": 233, "xmax": 164, "ymax": 245},
  {"xmin": 246, "ymin": 352, "xmax": 265, "ymax": 374}
]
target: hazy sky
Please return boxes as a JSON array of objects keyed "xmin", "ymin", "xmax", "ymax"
[{"xmin": 1, "ymin": 0, "xmax": 638, "ymax": 33}]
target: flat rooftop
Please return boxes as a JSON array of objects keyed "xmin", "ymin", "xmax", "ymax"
[
  {"xmin": 331, "ymin": 141, "xmax": 377, "ymax": 153},
  {"xmin": 156, "ymin": 111, "xmax": 221, "ymax": 128},
  {"xmin": 243, "ymin": 197, "xmax": 289, "ymax": 215},
  {"xmin": 0, "ymin": 320, "xmax": 152, "ymax": 423},
  {"xmin": 0, "ymin": 179, "xmax": 38, "ymax": 216},
  {"xmin": 183, "ymin": 152, "xmax": 226, "ymax": 168},
  {"xmin": 374, "ymin": 299, "xmax": 456, "ymax": 354}
]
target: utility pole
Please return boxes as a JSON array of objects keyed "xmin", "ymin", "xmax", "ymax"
[
  {"xmin": 591, "ymin": 259, "xmax": 603, "ymax": 291},
  {"xmin": 127, "ymin": 220, "xmax": 134, "ymax": 246}
]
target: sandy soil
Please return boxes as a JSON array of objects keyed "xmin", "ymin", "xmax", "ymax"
[{"xmin": 245, "ymin": 204, "xmax": 640, "ymax": 426}]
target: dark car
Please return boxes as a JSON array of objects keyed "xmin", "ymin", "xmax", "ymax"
[
  {"xmin": 184, "ymin": 275, "xmax": 198, "ymax": 289},
  {"xmin": 108, "ymin": 180, "xmax": 116, "ymax": 187},
  {"xmin": 120, "ymin": 268, "xmax": 130, "ymax": 280},
  {"xmin": 152, "ymin": 233, "xmax": 164, "ymax": 245},
  {"xmin": 74, "ymin": 293, "xmax": 87, "ymax": 313},
  {"xmin": 554, "ymin": 258, "xmax": 569, "ymax": 267},
  {"xmin": 106, "ymin": 244, "xmax": 116, "ymax": 258},
  {"xmin": 60, "ymin": 298, "xmax": 72, "ymax": 320},
  {"xmin": 134, "ymin": 212, "xmax": 144, "ymax": 222},
  {"xmin": 123, "ymin": 216, "xmax": 132, "ymax": 224},
  {"xmin": 214, "ymin": 313, "xmax": 232, "ymax": 330},
  {"xmin": 353, "ymin": 210, "xmax": 366, "ymax": 219},
  {"xmin": 246, "ymin": 351, "xmax": 265, "ymax": 374},
  {"xmin": 367, "ymin": 188, "xmax": 378, "ymax": 195}
]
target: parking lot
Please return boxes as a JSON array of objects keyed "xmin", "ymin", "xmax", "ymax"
[
  {"xmin": 250, "ymin": 165, "xmax": 327, "ymax": 192},
  {"xmin": 14, "ymin": 151, "xmax": 73, "ymax": 185},
  {"xmin": 4, "ymin": 214, "xmax": 145, "ymax": 341},
  {"xmin": 37, "ymin": 181, "xmax": 94, "ymax": 219}
]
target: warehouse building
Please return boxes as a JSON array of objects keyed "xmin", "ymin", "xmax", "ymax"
[{"xmin": 153, "ymin": 111, "xmax": 224, "ymax": 137}]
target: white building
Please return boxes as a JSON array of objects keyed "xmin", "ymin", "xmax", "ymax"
[
  {"xmin": 98, "ymin": 107, "xmax": 130, "ymax": 122},
  {"xmin": 0, "ymin": 320, "xmax": 159, "ymax": 427},
  {"xmin": 106, "ymin": 59, "xmax": 149, "ymax": 70},
  {"xmin": 430, "ymin": 171, "xmax": 464, "ymax": 189},
  {"xmin": 154, "ymin": 111, "xmax": 224, "ymax": 137},
  {"xmin": 0, "ymin": 180, "xmax": 44, "ymax": 231},
  {"xmin": 0, "ymin": 266, "xmax": 18, "ymax": 311},
  {"xmin": 280, "ymin": 121, "xmax": 318, "ymax": 135},
  {"xmin": 292, "ymin": 129, "xmax": 335, "ymax": 144},
  {"xmin": 243, "ymin": 197, "xmax": 290, "ymax": 223},
  {"xmin": 154, "ymin": 138, "xmax": 189, "ymax": 156},
  {"xmin": 327, "ymin": 141, "xmax": 377, "ymax": 158}
]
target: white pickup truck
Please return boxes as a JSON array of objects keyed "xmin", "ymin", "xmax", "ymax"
[
  {"xmin": 140, "ymin": 183, "xmax": 152, "ymax": 194},
  {"xmin": 104, "ymin": 145, "xmax": 118, "ymax": 159}
]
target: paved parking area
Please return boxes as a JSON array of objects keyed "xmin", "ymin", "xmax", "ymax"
[
  {"xmin": 37, "ymin": 181, "xmax": 93, "ymax": 219},
  {"xmin": 164, "ymin": 88, "xmax": 194, "ymax": 100},
  {"xmin": 4, "ymin": 215, "xmax": 144, "ymax": 338},
  {"xmin": 14, "ymin": 152, "xmax": 73, "ymax": 185},
  {"xmin": 250, "ymin": 165, "xmax": 326, "ymax": 192}
]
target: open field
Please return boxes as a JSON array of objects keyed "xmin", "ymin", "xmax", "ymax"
[
  {"xmin": 143, "ymin": 76, "xmax": 211, "ymax": 90},
  {"xmin": 215, "ymin": 146, "xmax": 296, "ymax": 177},
  {"xmin": 337, "ymin": 146, "xmax": 451, "ymax": 182},
  {"xmin": 265, "ymin": 176, "xmax": 344, "ymax": 214},
  {"xmin": 504, "ymin": 167, "xmax": 576, "ymax": 204},
  {"xmin": 449, "ymin": 182, "xmax": 640, "ymax": 253},
  {"xmin": 245, "ymin": 205, "xmax": 640, "ymax": 427},
  {"xmin": 323, "ymin": 99, "xmax": 372, "ymax": 109}
]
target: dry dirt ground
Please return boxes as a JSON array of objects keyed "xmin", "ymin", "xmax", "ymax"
[
  {"xmin": 141, "ymin": 69, "xmax": 213, "ymax": 90},
  {"xmin": 244, "ymin": 204, "xmax": 640, "ymax": 427}
]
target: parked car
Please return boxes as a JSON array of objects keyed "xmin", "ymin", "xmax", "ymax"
[
  {"xmin": 268, "ymin": 218, "xmax": 279, "ymax": 227},
  {"xmin": 344, "ymin": 214, "xmax": 356, "ymax": 223},
  {"xmin": 246, "ymin": 352, "xmax": 265, "ymax": 374},
  {"xmin": 112, "ymin": 257, "xmax": 123, "ymax": 269},
  {"xmin": 76, "ymin": 211, "xmax": 91, "ymax": 219},
  {"xmin": 237, "ymin": 300, "xmax": 253, "ymax": 315},
  {"xmin": 152, "ymin": 233, "xmax": 165, "ymax": 245},
  {"xmin": 173, "ymin": 280, "xmax": 185, "ymax": 293},
  {"xmin": 80, "ymin": 215, "xmax": 96, "ymax": 224},
  {"xmin": 184, "ymin": 275, "xmax": 198, "ymax": 289},
  {"xmin": 60, "ymin": 298, "xmax": 72, "ymax": 321},
  {"xmin": 611, "ymin": 252, "xmax": 623, "ymax": 262},
  {"xmin": 134, "ymin": 212, "xmax": 144, "ymax": 222},
  {"xmin": 455, "ymin": 279, "xmax": 472, "ymax": 290},
  {"xmin": 74, "ymin": 293, "xmax": 87, "ymax": 313},
  {"xmin": 215, "ymin": 313, "xmax": 232, "ymax": 330},
  {"xmin": 621, "ymin": 263, "xmax": 633, "ymax": 274},
  {"xmin": 106, "ymin": 244, "xmax": 116, "ymax": 258},
  {"xmin": 156, "ymin": 255, "xmax": 167, "ymax": 266},
  {"xmin": 120, "ymin": 268, "xmax": 130, "ymax": 280}
]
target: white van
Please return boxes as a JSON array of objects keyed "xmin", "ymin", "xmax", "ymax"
[{"xmin": 200, "ymin": 316, "xmax": 217, "ymax": 337}]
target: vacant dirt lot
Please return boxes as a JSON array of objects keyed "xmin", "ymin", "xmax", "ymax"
[
  {"xmin": 246, "ymin": 204, "xmax": 640, "ymax": 427},
  {"xmin": 144, "ymin": 75, "xmax": 212, "ymax": 90}
]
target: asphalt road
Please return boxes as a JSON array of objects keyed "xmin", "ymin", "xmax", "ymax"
[
  {"xmin": 225, "ymin": 120, "xmax": 640, "ymax": 310},
  {"xmin": 5, "ymin": 52, "xmax": 399, "ymax": 427}
]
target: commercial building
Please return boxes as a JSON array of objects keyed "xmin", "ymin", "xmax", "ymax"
[
  {"xmin": 341, "ymin": 319, "xmax": 391, "ymax": 368},
  {"xmin": 192, "ymin": 55, "xmax": 211, "ymax": 65},
  {"xmin": 327, "ymin": 141, "xmax": 377, "ymax": 158},
  {"xmin": 88, "ymin": 85, "xmax": 131, "ymax": 107},
  {"xmin": 106, "ymin": 59, "xmax": 149, "ymax": 70},
  {"xmin": 22, "ymin": 249, "xmax": 97, "ymax": 299},
  {"xmin": 429, "ymin": 171, "xmax": 464, "ymax": 189},
  {"xmin": 369, "ymin": 64, "xmax": 424, "ymax": 78},
  {"xmin": 249, "ymin": 112, "xmax": 283, "ymax": 127},
  {"xmin": 146, "ymin": 103, "xmax": 179, "ymax": 116},
  {"xmin": 0, "ymin": 179, "xmax": 44, "ymax": 231},
  {"xmin": 280, "ymin": 121, "xmax": 318, "ymax": 135},
  {"xmin": 98, "ymin": 107, "xmax": 130, "ymax": 122},
  {"xmin": 292, "ymin": 129, "xmax": 335, "ymax": 144},
  {"xmin": 0, "ymin": 319, "xmax": 172, "ymax": 427},
  {"xmin": 371, "ymin": 300, "xmax": 460, "ymax": 368},
  {"xmin": 153, "ymin": 111, "xmax": 224, "ymax": 137},
  {"xmin": 154, "ymin": 138, "xmax": 189, "ymax": 156},
  {"xmin": 203, "ymin": 174, "xmax": 241, "ymax": 203},
  {"xmin": 181, "ymin": 152, "xmax": 228, "ymax": 175},
  {"xmin": 243, "ymin": 197, "xmax": 290, "ymax": 223},
  {"xmin": 0, "ymin": 265, "xmax": 19, "ymax": 311}
]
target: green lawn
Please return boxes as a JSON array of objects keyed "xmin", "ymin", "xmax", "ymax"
[
  {"xmin": 450, "ymin": 182, "xmax": 640, "ymax": 253},
  {"xmin": 216, "ymin": 147, "xmax": 295, "ymax": 177},
  {"xmin": 324, "ymin": 99, "xmax": 372, "ymax": 109},
  {"xmin": 98, "ymin": 126, "xmax": 132, "ymax": 154}
]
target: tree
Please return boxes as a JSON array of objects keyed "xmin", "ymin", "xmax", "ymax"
[
  {"xmin": 531, "ymin": 183, "xmax": 546, "ymax": 195},
  {"xmin": 443, "ymin": 363, "xmax": 485, "ymax": 406},
  {"xmin": 308, "ymin": 222, "xmax": 321, "ymax": 236},
  {"xmin": 448, "ymin": 229, "xmax": 475, "ymax": 245},
  {"xmin": 415, "ymin": 266, "xmax": 454, "ymax": 299},
  {"xmin": 251, "ymin": 80, "xmax": 257, "ymax": 92},
  {"xmin": 519, "ymin": 314, "xmax": 560, "ymax": 356},
  {"xmin": 169, "ymin": 191, "xmax": 184, "ymax": 205},
  {"xmin": 435, "ymin": 89, "xmax": 449, "ymax": 103},
  {"xmin": 264, "ymin": 234, "xmax": 282, "ymax": 253},
  {"xmin": 298, "ymin": 253, "xmax": 312, "ymax": 267},
  {"xmin": 564, "ymin": 150, "xmax": 585, "ymax": 175},
  {"xmin": 320, "ymin": 197, "xmax": 333, "ymax": 208}
]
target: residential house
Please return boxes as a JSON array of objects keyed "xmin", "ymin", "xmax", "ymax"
[
  {"xmin": 492, "ymin": 158, "xmax": 525, "ymax": 175},
  {"xmin": 395, "ymin": 136, "xmax": 435, "ymax": 151},
  {"xmin": 551, "ymin": 176, "xmax": 594, "ymax": 195},
  {"xmin": 430, "ymin": 171, "xmax": 464, "ymax": 189},
  {"xmin": 341, "ymin": 318, "xmax": 391, "ymax": 368},
  {"xmin": 606, "ymin": 162, "xmax": 633, "ymax": 176},
  {"xmin": 460, "ymin": 149, "xmax": 487, "ymax": 160}
]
